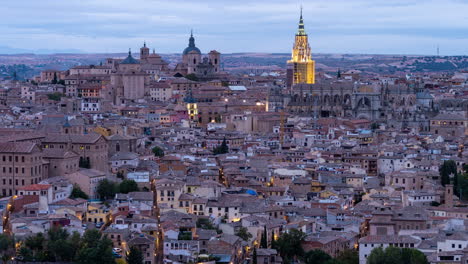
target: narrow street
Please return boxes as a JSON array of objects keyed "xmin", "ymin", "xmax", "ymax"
[{"xmin": 151, "ymin": 178, "xmax": 163, "ymax": 264}]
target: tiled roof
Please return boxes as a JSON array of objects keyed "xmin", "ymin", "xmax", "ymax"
[
  {"xmin": 18, "ymin": 184, "xmax": 51, "ymax": 191},
  {"xmin": 0, "ymin": 142, "xmax": 37, "ymax": 153}
]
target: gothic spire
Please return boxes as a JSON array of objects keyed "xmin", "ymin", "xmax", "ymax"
[{"xmin": 297, "ymin": 6, "xmax": 306, "ymax": 36}]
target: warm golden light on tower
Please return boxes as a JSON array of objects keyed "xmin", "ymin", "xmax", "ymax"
[{"xmin": 287, "ymin": 8, "xmax": 315, "ymax": 86}]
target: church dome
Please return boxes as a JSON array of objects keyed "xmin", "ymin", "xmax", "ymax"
[
  {"xmin": 183, "ymin": 31, "xmax": 201, "ymax": 55},
  {"xmin": 121, "ymin": 50, "xmax": 140, "ymax": 64}
]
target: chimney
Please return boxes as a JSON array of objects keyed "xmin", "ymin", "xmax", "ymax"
[{"xmin": 445, "ymin": 184, "xmax": 454, "ymax": 208}]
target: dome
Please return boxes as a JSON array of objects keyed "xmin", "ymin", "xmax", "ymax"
[
  {"xmin": 121, "ymin": 50, "xmax": 139, "ymax": 64},
  {"xmin": 183, "ymin": 31, "xmax": 201, "ymax": 55},
  {"xmin": 183, "ymin": 46, "xmax": 201, "ymax": 55}
]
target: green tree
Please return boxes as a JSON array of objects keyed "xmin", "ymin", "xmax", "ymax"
[
  {"xmin": 304, "ymin": 249, "xmax": 331, "ymax": 264},
  {"xmin": 272, "ymin": 229, "xmax": 306, "ymax": 261},
  {"xmin": 75, "ymin": 229, "xmax": 114, "ymax": 264},
  {"xmin": 70, "ymin": 184, "xmax": 89, "ymax": 199},
  {"xmin": 126, "ymin": 246, "xmax": 144, "ymax": 264},
  {"xmin": 0, "ymin": 234, "xmax": 14, "ymax": 264},
  {"xmin": 185, "ymin": 73, "xmax": 199, "ymax": 82},
  {"xmin": 96, "ymin": 179, "xmax": 117, "ymax": 200},
  {"xmin": 235, "ymin": 227, "xmax": 252, "ymax": 241},
  {"xmin": 52, "ymin": 72, "xmax": 58, "ymax": 84},
  {"xmin": 152, "ymin": 146, "xmax": 165, "ymax": 157},
  {"xmin": 24, "ymin": 232, "xmax": 45, "ymax": 259},
  {"xmin": 455, "ymin": 172, "xmax": 468, "ymax": 201},
  {"xmin": 336, "ymin": 249, "xmax": 359, "ymax": 264},
  {"xmin": 178, "ymin": 232, "xmax": 192, "ymax": 240},
  {"xmin": 116, "ymin": 171, "xmax": 125, "ymax": 179},
  {"xmin": 47, "ymin": 227, "xmax": 75, "ymax": 262},
  {"xmin": 440, "ymin": 160, "xmax": 457, "ymax": 187},
  {"xmin": 18, "ymin": 246, "xmax": 33, "ymax": 262},
  {"xmin": 213, "ymin": 138, "xmax": 229, "ymax": 155},
  {"xmin": 119, "ymin": 179, "xmax": 139, "ymax": 194},
  {"xmin": 337, "ymin": 69, "xmax": 341, "ymax": 78},
  {"xmin": 196, "ymin": 218, "xmax": 216, "ymax": 230},
  {"xmin": 367, "ymin": 246, "xmax": 428, "ymax": 264},
  {"xmin": 260, "ymin": 226, "xmax": 268, "ymax": 248},
  {"xmin": 47, "ymin": 92, "xmax": 63, "ymax": 101},
  {"xmin": 252, "ymin": 247, "xmax": 257, "ymax": 264}
]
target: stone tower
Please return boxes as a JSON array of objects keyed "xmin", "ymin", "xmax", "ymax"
[
  {"xmin": 287, "ymin": 7, "xmax": 316, "ymax": 88},
  {"xmin": 140, "ymin": 42, "xmax": 150, "ymax": 61},
  {"xmin": 208, "ymin": 50, "xmax": 221, "ymax": 73},
  {"xmin": 182, "ymin": 30, "xmax": 202, "ymax": 74}
]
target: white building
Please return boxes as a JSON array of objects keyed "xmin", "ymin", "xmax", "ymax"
[{"xmin": 358, "ymin": 235, "xmax": 421, "ymax": 264}]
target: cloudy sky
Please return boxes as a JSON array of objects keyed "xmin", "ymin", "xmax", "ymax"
[{"xmin": 1, "ymin": 0, "xmax": 467, "ymax": 55}]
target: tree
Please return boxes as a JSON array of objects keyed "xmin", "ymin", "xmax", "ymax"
[
  {"xmin": 336, "ymin": 249, "xmax": 359, "ymax": 264},
  {"xmin": 196, "ymin": 218, "xmax": 216, "ymax": 230},
  {"xmin": 96, "ymin": 179, "xmax": 117, "ymax": 200},
  {"xmin": 260, "ymin": 226, "xmax": 268, "ymax": 248},
  {"xmin": 152, "ymin": 146, "xmax": 165, "ymax": 157},
  {"xmin": 116, "ymin": 171, "xmax": 125, "ymax": 179},
  {"xmin": 235, "ymin": 227, "xmax": 252, "ymax": 241},
  {"xmin": 18, "ymin": 246, "xmax": 34, "ymax": 262},
  {"xmin": 0, "ymin": 234, "xmax": 14, "ymax": 264},
  {"xmin": 304, "ymin": 249, "xmax": 331, "ymax": 264},
  {"xmin": 70, "ymin": 184, "xmax": 89, "ymax": 199},
  {"xmin": 252, "ymin": 247, "xmax": 258, "ymax": 264},
  {"xmin": 126, "ymin": 246, "xmax": 144, "ymax": 264},
  {"xmin": 75, "ymin": 229, "xmax": 114, "ymax": 264},
  {"xmin": 24, "ymin": 232, "xmax": 45, "ymax": 260},
  {"xmin": 337, "ymin": 69, "xmax": 341, "ymax": 78},
  {"xmin": 213, "ymin": 138, "xmax": 229, "ymax": 155},
  {"xmin": 440, "ymin": 160, "xmax": 457, "ymax": 187},
  {"xmin": 47, "ymin": 227, "xmax": 75, "ymax": 262},
  {"xmin": 47, "ymin": 92, "xmax": 63, "ymax": 101},
  {"xmin": 119, "ymin": 179, "xmax": 139, "ymax": 194},
  {"xmin": 185, "ymin": 73, "xmax": 199, "ymax": 82},
  {"xmin": 272, "ymin": 229, "xmax": 306, "ymax": 261},
  {"xmin": 52, "ymin": 72, "xmax": 58, "ymax": 84},
  {"xmin": 455, "ymin": 172, "xmax": 468, "ymax": 201},
  {"xmin": 367, "ymin": 246, "xmax": 428, "ymax": 264}
]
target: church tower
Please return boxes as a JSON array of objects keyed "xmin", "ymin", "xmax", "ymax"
[
  {"xmin": 287, "ymin": 8, "xmax": 315, "ymax": 88},
  {"xmin": 140, "ymin": 42, "xmax": 150, "ymax": 61},
  {"xmin": 182, "ymin": 30, "xmax": 202, "ymax": 74}
]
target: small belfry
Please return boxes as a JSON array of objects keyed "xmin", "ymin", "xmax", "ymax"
[{"xmin": 287, "ymin": 7, "xmax": 316, "ymax": 87}]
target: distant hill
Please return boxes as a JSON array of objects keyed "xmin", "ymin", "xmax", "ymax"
[{"xmin": 0, "ymin": 52, "xmax": 466, "ymax": 79}]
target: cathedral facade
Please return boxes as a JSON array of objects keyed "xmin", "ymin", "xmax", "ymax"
[{"xmin": 284, "ymin": 11, "xmax": 435, "ymax": 130}]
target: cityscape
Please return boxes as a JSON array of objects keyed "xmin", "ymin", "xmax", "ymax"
[{"xmin": 0, "ymin": 1, "xmax": 467, "ymax": 264}]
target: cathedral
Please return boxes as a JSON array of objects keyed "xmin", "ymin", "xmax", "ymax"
[
  {"xmin": 284, "ymin": 10, "xmax": 435, "ymax": 130},
  {"xmin": 107, "ymin": 32, "xmax": 223, "ymax": 104},
  {"xmin": 174, "ymin": 31, "xmax": 222, "ymax": 81}
]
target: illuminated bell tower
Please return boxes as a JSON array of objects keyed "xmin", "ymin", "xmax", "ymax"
[{"xmin": 287, "ymin": 8, "xmax": 315, "ymax": 87}]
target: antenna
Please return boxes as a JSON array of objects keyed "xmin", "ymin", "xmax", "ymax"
[{"xmin": 437, "ymin": 45, "xmax": 439, "ymax": 56}]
